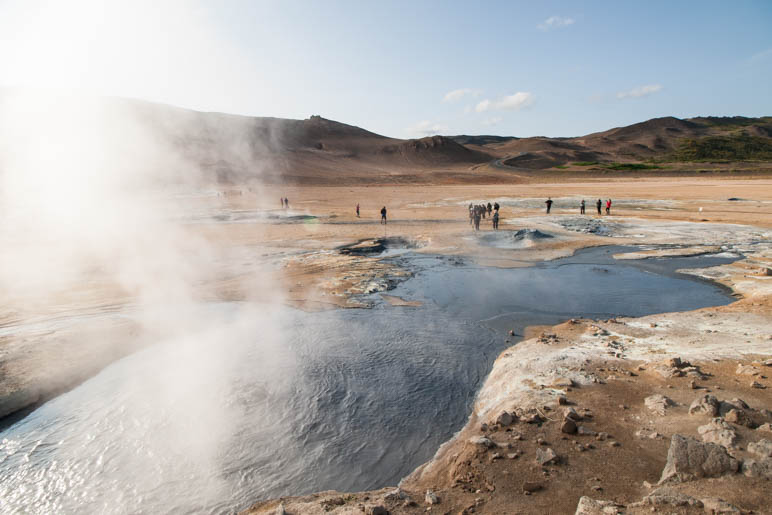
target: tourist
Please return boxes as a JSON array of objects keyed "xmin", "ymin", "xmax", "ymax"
[
  {"xmin": 580, "ymin": 199, "xmax": 586, "ymax": 214},
  {"xmin": 487, "ymin": 202, "xmax": 492, "ymax": 215},
  {"xmin": 356, "ymin": 203, "xmax": 360, "ymax": 217},
  {"xmin": 596, "ymin": 198, "xmax": 602, "ymax": 215},
  {"xmin": 493, "ymin": 201, "xmax": 499, "ymax": 212},
  {"xmin": 474, "ymin": 209, "xmax": 481, "ymax": 231},
  {"xmin": 545, "ymin": 197, "xmax": 553, "ymax": 214},
  {"xmin": 380, "ymin": 206, "xmax": 387, "ymax": 224},
  {"xmin": 492, "ymin": 210, "xmax": 499, "ymax": 230},
  {"xmin": 606, "ymin": 198, "xmax": 612, "ymax": 215},
  {"xmin": 469, "ymin": 206, "xmax": 474, "ymax": 225}
]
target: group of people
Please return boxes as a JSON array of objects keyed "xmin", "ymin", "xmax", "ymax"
[
  {"xmin": 546, "ymin": 197, "xmax": 612, "ymax": 215},
  {"xmin": 280, "ymin": 197, "xmax": 290, "ymax": 209},
  {"xmin": 469, "ymin": 201, "xmax": 500, "ymax": 231}
]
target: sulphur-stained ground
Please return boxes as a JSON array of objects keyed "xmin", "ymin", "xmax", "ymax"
[{"xmin": 2, "ymin": 178, "xmax": 772, "ymax": 513}]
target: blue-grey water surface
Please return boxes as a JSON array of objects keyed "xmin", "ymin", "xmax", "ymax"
[{"xmin": 0, "ymin": 246, "xmax": 735, "ymax": 514}]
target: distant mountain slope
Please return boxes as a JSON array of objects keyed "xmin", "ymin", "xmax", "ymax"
[{"xmin": 474, "ymin": 115, "xmax": 772, "ymax": 169}]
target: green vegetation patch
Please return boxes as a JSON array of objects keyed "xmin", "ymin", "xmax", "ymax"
[
  {"xmin": 572, "ymin": 161, "xmax": 599, "ymax": 166},
  {"xmin": 554, "ymin": 164, "xmax": 569, "ymax": 169},
  {"xmin": 672, "ymin": 132, "xmax": 772, "ymax": 161}
]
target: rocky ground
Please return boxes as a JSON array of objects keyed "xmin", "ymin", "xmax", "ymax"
[
  {"xmin": 2, "ymin": 178, "xmax": 772, "ymax": 513},
  {"xmin": 240, "ymin": 181, "xmax": 772, "ymax": 515}
]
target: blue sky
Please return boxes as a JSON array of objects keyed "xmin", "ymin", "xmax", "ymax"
[{"xmin": 1, "ymin": 0, "xmax": 771, "ymax": 138}]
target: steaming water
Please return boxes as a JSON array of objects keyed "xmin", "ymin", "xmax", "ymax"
[{"xmin": 0, "ymin": 247, "xmax": 735, "ymax": 514}]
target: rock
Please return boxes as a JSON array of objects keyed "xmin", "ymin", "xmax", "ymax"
[
  {"xmin": 635, "ymin": 428, "xmax": 662, "ymax": 440},
  {"xmin": 522, "ymin": 481, "xmax": 542, "ymax": 493},
  {"xmin": 736, "ymin": 364, "xmax": 759, "ymax": 376},
  {"xmin": 748, "ymin": 438, "xmax": 772, "ymax": 458},
  {"xmin": 490, "ymin": 452, "xmax": 502, "ymax": 462},
  {"xmin": 523, "ymin": 413, "xmax": 543, "ymax": 424},
  {"xmin": 741, "ymin": 457, "xmax": 772, "ymax": 478},
  {"xmin": 633, "ymin": 487, "xmax": 703, "ymax": 508},
  {"xmin": 668, "ymin": 357, "xmax": 684, "ymax": 368},
  {"xmin": 557, "ymin": 395, "xmax": 568, "ymax": 405},
  {"xmin": 367, "ymin": 506, "xmax": 389, "ymax": 515},
  {"xmin": 275, "ymin": 503, "xmax": 287, "ymax": 515},
  {"xmin": 596, "ymin": 432, "xmax": 608, "ymax": 441},
  {"xmin": 750, "ymin": 381, "xmax": 766, "ymax": 389},
  {"xmin": 689, "ymin": 394, "xmax": 720, "ymax": 416},
  {"xmin": 479, "ymin": 423, "xmax": 488, "ymax": 432},
  {"xmin": 561, "ymin": 418, "xmax": 578, "ymax": 434},
  {"xmin": 723, "ymin": 408, "xmax": 752, "ymax": 427},
  {"xmin": 757, "ymin": 423, "xmax": 772, "ymax": 432},
  {"xmin": 469, "ymin": 436, "xmax": 496, "ymax": 448},
  {"xmin": 574, "ymin": 496, "xmax": 624, "ymax": 515},
  {"xmin": 535, "ymin": 447, "xmax": 558, "ymax": 466},
  {"xmin": 496, "ymin": 411, "xmax": 515, "ymax": 426},
  {"xmin": 609, "ymin": 441, "xmax": 620, "ymax": 447},
  {"xmin": 383, "ymin": 488, "xmax": 408, "ymax": 503},
  {"xmin": 507, "ymin": 451, "xmax": 521, "ymax": 459},
  {"xmin": 698, "ymin": 418, "xmax": 738, "ymax": 448},
  {"xmin": 645, "ymin": 394, "xmax": 675, "ymax": 415},
  {"xmin": 554, "ymin": 377, "xmax": 575, "ymax": 387},
  {"xmin": 659, "ymin": 434, "xmax": 739, "ymax": 484},
  {"xmin": 577, "ymin": 426, "xmax": 597, "ymax": 437},
  {"xmin": 564, "ymin": 407, "xmax": 583, "ymax": 421},
  {"xmin": 424, "ymin": 490, "xmax": 440, "ymax": 505},
  {"xmin": 701, "ymin": 497, "xmax": 742, "ymax": 514}
]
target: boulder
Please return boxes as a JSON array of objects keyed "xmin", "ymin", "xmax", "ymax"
[
  {"xmin": 496, "ymin": 411, "xmax": 515, "ymax": 426},
  {"xmin": 383, "ymin": 488, "xmax": 408, "ymax": 503},
  {"xmin": 424, "ymin": 490, "xmax": 440, "ymax": 505},
  {"xmin": 757, "ymin": 423, "xmax": 772, "ymax": 433},
  {"xmin": 574, "ymin": 496, "xmax": 624, "ymax": 515},
  {"xmin": 736, "ymin": 363, "xmax": 759, "ymax": 376},
  {"xmin": 469, "ymin": 436, "xmax": 496, "ymax": 448},
  {"xmin": 659, "ymin": 434, "xmax": 739, "ymax": 484},
  {"xmin": 689, "ymin": 394, "xmax": 720, "ymax": 417},
  {"xmin": 747, "ymin": 438, "xmax": 772, "ymax": 458},
  {"xmin": 741, "ymin": 458, "xmax": 772, "ymax": 478},
  {"xmin": 701, "ymin": 497, "xmax": 742, "ymax": 514},
  {"xmin": 561, "ymin": 418, "xmax": 578, "ymax": 434},
  {"xmin": 367, "ymin": 506, "xmax": 388, "ymax": 515},
  {"xmin": 698, "ymin": 418, "xmax": 739, "ymax": 448},
  {"xmin": 645, "ymin": 394, "xmax": 675, "ymax": 415},
  {"xmin": 632, "ymin": 487, "xmax": 703, "ymax": 508},
  {"xmin": 723, "ymin": 408, "xmax": 752, "ymax": 427},
  {"xmin": 563, "ymin": 407, "xmax": 583, "ymax": 421},
  {"xmin": 535, "ymin": 447, "xmax": 558, "ymax": 466}
]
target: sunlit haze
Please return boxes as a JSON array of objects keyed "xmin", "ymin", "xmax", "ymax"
[{"xmin": 1, "ymin": 0, "xmax": 770, "ymax": 137}]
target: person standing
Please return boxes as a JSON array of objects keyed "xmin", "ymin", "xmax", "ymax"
[
  {"xmin": 605, "ymin": 199, "xmax": 612, "ymax": 215},
  {"xmin": 493, "ymin": 201, "xmax": 499, "ymax": 212},
  {"xmin": 380, "ymin": 206, "xmax": 387, "ymax": 224},
  {"xmin": 596, "ymin": 198, "xmax": 602, "ymax": 215},
  {"xmin": 356, "ymin": 203, "xmax": 360, "ymax": 217},
  {"xmin": 474, "ymin": 208, "xmax": 481, "ymax": 231},
  {"xmin": 492, "ymin": 210, "xmax": 499, "ymax": 230},
  {"xmin": 580, "ymin": 199, "xmax": 586, "ymax": 214},
  {"xmin": 487, "ymin": 202, "xmax": 492, "ymax": 215},
  {"xmin": 545, "ymin": 197, "xmax": 553, "ymax": 214}
]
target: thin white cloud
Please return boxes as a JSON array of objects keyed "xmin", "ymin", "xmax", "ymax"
[
  {"xmin": 481, "ymin": 117, "xmax": 502, "ymax": 127},
  {"xmin": 746, "ymin": 47, "xmax": 772, "ymax": 64},
  {"xmin": 616, "ymin": 84, "xmax": 663, "ymax": 99},
  {"xmin": 405, "ymin": 120, "xmax": 448, "ymax": 138},
  {"xmin": 442, "ymin": 88, "xmax": 482, "ymax": 103},
  {"xmin": 538, "ymin": 16, "xmax": 575, "ymax": 31},
  {"xmin": 475, "ymin": 92, "xmax": 534, "ymax": 112}
]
